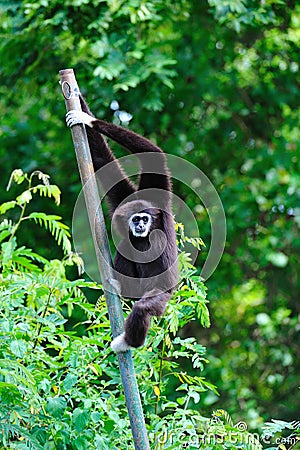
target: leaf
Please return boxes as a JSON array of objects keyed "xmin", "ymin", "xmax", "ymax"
[
  {"xmin": 3, "ymin": 423, "xmax": 45, "ymax": 450},
  {"xmin": 1, "ymin": 239, "xmax": 16, "ymax": 265},
  {"xmin": 185, "ymin": 236, "xmax": 206, "ymax": 250},
  {"xmin": 0, "ymin": 359, "xmax": 36, "ymax": 388},
  {"xmin": 10, "ymin": 340, "xmax": 27, "ymax": 358},
  {"xmin": 153, "ymin": 386, "xmax": 160, "ymax": 397},
  {"xmin": 0, "ymin": 200, "xmax": 17, "ymax": 214},
  {"xmin": 13, "ymin": 255, "xmax": 41, "ymax": 272},
  {"xmin": 44, "ymin": 313, "xmax": 67, "ymax": 326},
  {"xmin": 94, "ymin": 53, "xmax": 126, "ymax": 80},
  {"xmin": 72, "ymin": 436, "xmax": 89, "ymax": 450},
  {"xmin": 16, "ymin": 189, "xmax": 32, "ymax": 205},
  {"xmin": 88, "ymin": 364, "xmax": 99, "ymax": 376},
  {"xmin": 0, "ymin": 229, "xmax": 11, "ymax": 243},
  {"xmin": 262, "ymin": 419, "xmax": 295, "ymax": 437},
  {"xmin": 72, "ymin": 408, "xmax": 90, "ymax": 432},
  {"xmin": 28, "ymin": 212, "xmax": 72, "ymax": 254},
  {"xmin": 63, "ymin": 373, "xmax": 78, "ymax": 392},
  {"xmin": 31, "ymin": 184, "xmax": 61, "ymax": 205},
  {"xmin": 190, "ymin": 391, "xmax": 200, "ymax": 404},
  {"xmin": 0, "ymin": 382, "xmax": 22, "ymax": 405},
  {"xmin": 214, "ymin": 409, "xmax": 233, "ymax": 426},
  {"xmin": 15, "ymin": 246, "xmax": 49, "ymax": 265},
  {"xmin": 6, "ymin": 169, "xmax": 25, "ymax": 190},
  {"xmin": 31, "ymin": 170, "xmax": 50, "ymax": 185},
  {"xmin": 91, "ymin": 412, "xmax": 102, "ymax": 423},
  {"xmin": 168, "ymin": 308, "xmax": 179, "ymax": 334},
  {"xmin": 46, "ymin": 397, "xmax": 67, "ymax": 418}
]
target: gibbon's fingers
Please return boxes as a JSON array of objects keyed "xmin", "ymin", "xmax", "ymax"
[
  {"xmin": 66, "ymin": 110, "xmax": 95, "ymax": 128},
  {"xmin": 111, "ymin": 332, "xmax": 131, "ymax": 353}
]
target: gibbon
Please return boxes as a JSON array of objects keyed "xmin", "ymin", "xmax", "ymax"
[{"xmin": 66, "ymin": 95, "xmax": 178, "ymax": 351}]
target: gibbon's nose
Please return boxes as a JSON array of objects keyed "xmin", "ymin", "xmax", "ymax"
[{"xmin": 136, "ymin": 221, "xmax": 145, "ymax": 232}]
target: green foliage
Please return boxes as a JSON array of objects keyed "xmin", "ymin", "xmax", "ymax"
[
  {"xmin": 1, "ymin": 0, "xmax": 300, "ymax": 438},
  {"xmin": 1, "ymin": 169, "xmax": 71, "ymax": 257},
  {"xmin": 0, "ymin": 170, "xmax": 202, "ymax": 447},
  {"xmin": 150, "ymin": 408, "xmax": 267, "ymax": 449},
  {"xmin": 0, "ymin": 0, "xmax": 188, "ymax": 111},
  {"xmin": 208, "ymin": 0, "xmax": 284, "ymax": 32},
  {"xmin": 0, "ymin": 170, "xmax": 270, "ymax": 449},
  {"xmin": 166, "ymin": 2, "xmax": 300, "ymax": 425}
]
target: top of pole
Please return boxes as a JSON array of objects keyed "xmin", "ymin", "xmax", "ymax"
[{"xmin": 59, "ymin": 69, "xmax": 81, "ymax": 108}]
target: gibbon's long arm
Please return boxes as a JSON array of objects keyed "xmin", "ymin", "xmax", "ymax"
[
  {"xmin": 67, "ymin": 103, "xmax": 171, "ymax": 195},
  {"xmin": 79, "ymin": 95, "xmax": 136, "ymax": 211},
  {"xmin": 93, "ymin": 119, "xmax": 171, "ymax": 194}
]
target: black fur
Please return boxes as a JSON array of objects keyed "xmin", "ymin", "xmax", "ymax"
[{"xmin": 79, "ymin": 95, "xmax": 178, "ymax": 348}]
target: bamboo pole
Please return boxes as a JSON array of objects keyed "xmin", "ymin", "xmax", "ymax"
[{"xmin": 59, "ymin": 69, "xmax": 150, "ymax": 450}]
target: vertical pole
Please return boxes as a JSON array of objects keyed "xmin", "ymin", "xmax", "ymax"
[{"xmin": 59, "ymin": 69, "xmax": 150, "ymax": 450}]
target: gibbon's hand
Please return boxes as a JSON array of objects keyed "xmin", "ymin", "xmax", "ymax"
[{"xmin": 66, "ymin": 110, "xmax": 95, "ymax": 128}]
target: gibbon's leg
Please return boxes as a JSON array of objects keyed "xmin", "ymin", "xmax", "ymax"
[
  {"xmin": 66, "ymin": 105, "xmax": 136, "ymax": 212},
  {"xmin": 111, "ymin": 290, "xmax": 172, "ymax": 352}
]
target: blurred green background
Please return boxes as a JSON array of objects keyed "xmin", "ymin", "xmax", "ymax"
[{"xmin": 1, "ymin": 0, "xmax": 299, "ymax": 427}]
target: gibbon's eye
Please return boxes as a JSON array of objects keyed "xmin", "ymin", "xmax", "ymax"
[
  {"xmin": 143, "ymin": 217, "xmax": 149, "ymax": 223},
  {"xmin": 132, "ymin": 216, "xmax": 140, "ymax": 224}
]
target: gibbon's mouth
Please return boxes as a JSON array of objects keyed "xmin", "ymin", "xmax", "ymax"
[{"xmin": 131, "ymin": 228, "xmax": 148, "ymax": 238}]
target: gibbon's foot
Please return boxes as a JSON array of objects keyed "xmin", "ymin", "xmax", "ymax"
[
  {"xmin": 66, "ymin": 110, "xmax": 95, "ymax": 128},
  {"xmin": 111, "ymin": 332, "xmax": 131, "ymax": 353}
]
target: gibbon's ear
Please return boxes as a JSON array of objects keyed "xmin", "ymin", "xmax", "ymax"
[{"xmin": 112, "ymin": 199, "xmax": 153, "ymax": 236}]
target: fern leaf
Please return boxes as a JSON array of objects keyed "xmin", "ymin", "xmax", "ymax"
[
  {"xmin": 31, "ymin": 170, "xmax": 50, "ymax": 185},
  {"xmin": 4, "ymin": 423, "xmax": 44, "ymax": 450},
  {"xmin": 15, "ymin": 246, "xmax": 49, "ymax": 265},
  {"xmin": 0, "ymin": 219, "xmax": 13, "ymax": 231},
  {"xmin": 185, "ymin": 236, "xmax": 206, "ymax": 250},
  {"xmin": 0, "ymin": 359, "xmax": 36, "ymax": 389},
  {"xmin": 0, "ymin": 200, "xmax": 17, "ymax": 214},
  {"xmin": 214, "ymin": 409, "xmax": 233, "ymax": 426},
  {"xmin": 6, "ymin": 168, "xmax": 25, "ymax": 190},
  {"xmin": 16, "ymin": 189, "xmax": 32, "ymax": 205},
  {"xmin": 13, "ymin": 255, "xmax": 41, "ymax": 272},
  {"xmin": 28, "ymin": 212, "xmax": 72, "ymax": 255},
  {"xmin": 31, "ymin": 184, "xmax": 61, "ymax": 205},
  {"xmin": 1, "ymin": 239, "xmax": 16, "ymax": 265},
  {"xmin": 0, "ymin": 229, "xmax": 11, "ymax": 243}
]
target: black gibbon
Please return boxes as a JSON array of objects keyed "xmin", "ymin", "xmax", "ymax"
[{"xmin": 66, "ymin": 95, "xmax": 178, "ymax": 352}]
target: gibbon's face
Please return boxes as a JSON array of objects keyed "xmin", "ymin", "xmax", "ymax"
[{"xmin": 129, "ymin": 212, "xmax": 152, "ymax": 238}]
